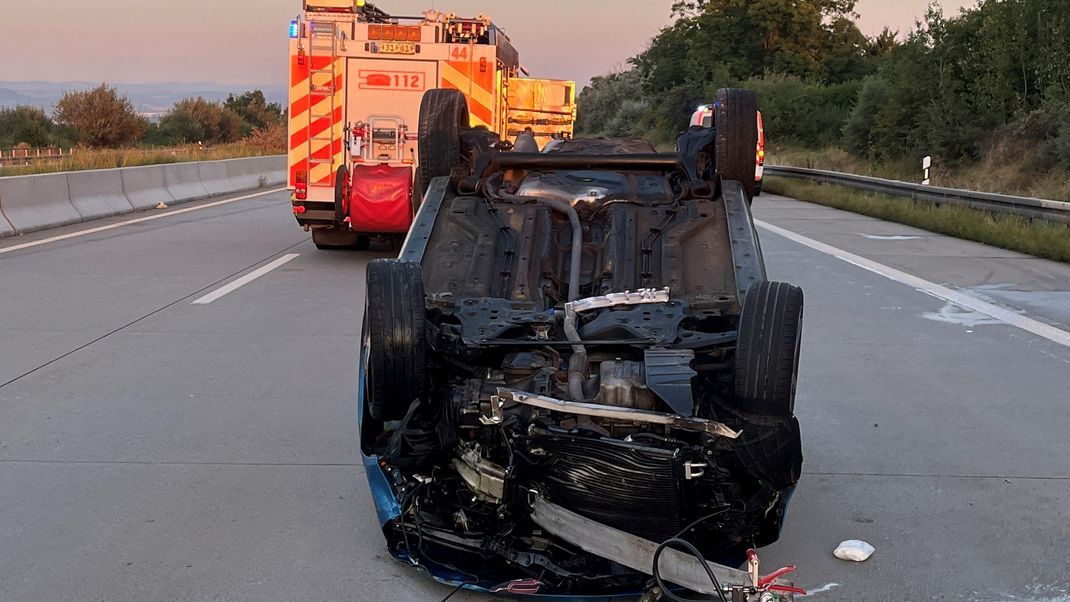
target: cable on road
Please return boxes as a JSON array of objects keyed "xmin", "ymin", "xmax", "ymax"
[{"xmin": 439, "ymin": 581, "xmax": 466, "ymax": 601}]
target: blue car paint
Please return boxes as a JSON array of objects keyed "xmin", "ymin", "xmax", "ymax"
[{"xmin": 356, "ymin": 334, "xmax": 402, "ymax": 526}]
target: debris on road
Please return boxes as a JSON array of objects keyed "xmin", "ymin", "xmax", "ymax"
[
  {"xmin": 155, "ymin": 202, "xmax": 168, "ymax": 209},
  {"xmin": 833, "ymin": 540, "xmax": 875, "ymax": 562}
]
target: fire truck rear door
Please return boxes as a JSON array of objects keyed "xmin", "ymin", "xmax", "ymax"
[{"xmin": 346, "ymin": 58, "xmax": 439, "ymax": 157}]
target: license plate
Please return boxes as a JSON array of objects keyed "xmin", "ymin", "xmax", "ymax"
[{"xmin": 377, "ymin": 42, "xmax": 416, "ymax": 55}]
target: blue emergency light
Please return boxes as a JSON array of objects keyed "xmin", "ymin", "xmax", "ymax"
[{"xmin": 289, "ymin": 20, "xmax": 300, "ymax": 38}]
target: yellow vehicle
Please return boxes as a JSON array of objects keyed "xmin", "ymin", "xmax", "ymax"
[{"xmin": 287, "ymin": 0, "xmax": 576, "ymax": 248}]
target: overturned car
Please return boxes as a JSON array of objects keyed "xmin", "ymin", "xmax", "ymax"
[{"xmin": 358, "ymin": 88, "xmax": 805, "ymax": 600}]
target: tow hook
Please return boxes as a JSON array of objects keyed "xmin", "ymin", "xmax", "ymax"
[{"xmin": 735, "ymin": 548, "xmax": 807, "ymax": 600}]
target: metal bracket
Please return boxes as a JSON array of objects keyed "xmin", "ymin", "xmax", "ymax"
[
  {"xmin": 529, "ymin": 497, "xmax": 799, "ymax": 598},
  {"xmin": 399, "ymin": 176, "xmax": 449, "ymax": 263},
  {"xmin": 721, "ymin": 179, "xmax": 767, "ymax": 301},
  {"xmin": 497, "ymin": 387, "xmax": 740, "ymax": 438}
]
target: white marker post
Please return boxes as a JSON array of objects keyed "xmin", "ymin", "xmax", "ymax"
[{"xmin": 922, "ymin": 156, "xmax": 932, "ymax": 186}]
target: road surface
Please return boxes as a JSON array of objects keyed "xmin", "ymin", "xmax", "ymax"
[{"xmin": 1, "ymin": 188, "xmax": 1068, "ymax": 601}]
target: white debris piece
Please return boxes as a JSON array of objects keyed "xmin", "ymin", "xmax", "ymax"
[
  {"xmin": 833, "ymin": 540, "xmax": 875, "ymax": 562},
  {"xmin": 155, "ymin": 202, "xmax": 169, "ymax": 209}
]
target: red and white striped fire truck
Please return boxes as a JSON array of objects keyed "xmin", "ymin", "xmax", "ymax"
[{"xmin": 288, "ymin": 0, "xmax": 576, "ymax": 249}]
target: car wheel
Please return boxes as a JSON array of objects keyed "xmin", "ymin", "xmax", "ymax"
[
  {"xmin": 416, "ymin": 89, "xmax": 469, "ymax": 201},
  {"xmin": 334, "ymin": 165, "xmax": 348, "ymax": 222},
  {"xmin": 733, "ymin": 281, "xmax": 804, "ymax": 415},
  {"xmin": 366, "ymin": 259, "xmax": 428, "ymax": 421},
  {"xmin": 715, "ymin": 88, "xmax": 759, "ymax": 202}
]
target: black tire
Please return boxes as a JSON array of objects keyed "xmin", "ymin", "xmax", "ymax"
[
  {"xmin": 334, "ymin": 165, "xmax": 348, "ymax": 222},
  {"xmin": 733, "ymin": 281, "xmax": 804, "ymax": 415},
  {"xmin": 715, "ymin": 88, "xmax": 759, "ymax": 202},
  {"xmin": 366, "ymin": 259, "xmax": 428, "ymax": 421},
  {"xmin": 416, "ymin": 89, "xmax": 469, "ymax": 201}
]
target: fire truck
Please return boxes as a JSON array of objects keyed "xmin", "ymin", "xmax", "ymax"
[{"xmin": 288, "ymin": 0, "xmax": 577, "ymax": 249}]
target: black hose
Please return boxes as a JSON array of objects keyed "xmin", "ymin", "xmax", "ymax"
[
  {"xmin": 652, "ymin": 538, "xmax": 728, "ymax": 602},
  {"xmin": 651, "ymin": 509, "xmax": 731, "ymax": 602},
  {"xmin": 439, "ymin": 581, "xmax": 466, "ymax": 602}
]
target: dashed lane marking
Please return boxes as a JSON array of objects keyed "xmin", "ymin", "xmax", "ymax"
[{"xmin": 191, "ymin": 254, "xmax": 300, "ymax": 305}]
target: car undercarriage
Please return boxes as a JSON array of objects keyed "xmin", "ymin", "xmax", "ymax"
[{"xmin": 358, "ymin": 89, "xmax": 805, "ymax": 600}]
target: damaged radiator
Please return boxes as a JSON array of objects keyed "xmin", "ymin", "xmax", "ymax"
[{"xmin": 528, "ymin": 434, "xmax": 686, "ymax": 543}]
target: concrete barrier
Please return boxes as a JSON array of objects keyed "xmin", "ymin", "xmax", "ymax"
[
  {"xmin": 265, "ymin": 161, "xmax": 287, "ymax": 186},
  {"xmin": 0, "ymin": 173, "xmax": 82, "ymax": 234},
  {"xmin": 121, "ymin": 164, "xmax": 176, "ymax": 210},
  {"xmin": 163, "ymin": 162, "xmax": 211, "ymax": 202},
  {"xmin": 198, "ymin": 160, "xmax": 237, "ymax": 196},
  {"xmin": 254, "ymin": 155, "xmax": 288, "ymax": 186},
  {"xmin": 225, "ymin": 157, "xmax": 266, "ymax": 190},
  {"xmin": 263, "ymin": 155, "xmax": 288, "ymax": 186},
  {"xmin": 0, "ymin": 156, "xmax": 285, "ymax": 237},
  {"xmin": 66, "ymin": 168, "xmax": 134, "ymax": 220},
  {"xmin": 0, "ymin": 205, "xmax": 14, "ymax": 238}
]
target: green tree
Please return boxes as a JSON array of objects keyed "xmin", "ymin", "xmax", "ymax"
[
  {"xmin": 641, "ymin": 0, "xmax": 865, "ymax": 88},
  {"xmin": 224, "ymin": 90, "xmax": 284, "ymax": 135},
  {"xmin": 154, "ymin": 97, "xmax": 244, "ymax": 145},
  {"xmin": 53, "ymin": 84, "xmax": 147, "ymax": 148},
  {"xmin": 580, "ymin": 0, "xmax": 1070, "ymax": 170},
  {"xmin": 624, "ymin": 0, "xmax": 879, "ymax": 137},
  {"xmin": 842, "ymin": 75, "xmax": 891, "ymax": 157},
  {"xmin": 0, "ymin": 106, "xmax": 59, "ymax": 148},
  {"xmin": 576, "ymin": 70, "xmax": 644, "ymax": 135}
]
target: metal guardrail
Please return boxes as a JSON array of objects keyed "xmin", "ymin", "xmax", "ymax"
[{"xmin": 765, "ymin": 165, "xmax": 1070, "ymax": 225}]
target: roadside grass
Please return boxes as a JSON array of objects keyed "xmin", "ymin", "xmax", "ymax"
[
  {"xmin": 762, "ymin": 176, "xmax": 1070, "ymax": 264},
  {"xmin": 769, "ymin": 144, "xmax": 1070, "ymax": 202},
  {"xmin": 0, "ymin": 143, "xmax": 280, "ymax": 177}
]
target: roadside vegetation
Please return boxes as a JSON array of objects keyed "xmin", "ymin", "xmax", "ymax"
[
  {"xmin": 0, "ymin": 142, "xmax": 281, "ymax": 177},
  {"xmin": 768, "ymin": 144, "xmax": 1070, "ymax": 203},
  {"xmin": 0, "ymin": 84, "xmax": 285, "ymax": 176},
  {"xmin": 764, "ymin": 176, "xmax": 1070, "ymax": 263},
  {"xmin": 577, "ymin": 0, "xmax": 1070, "ymax": 202}
]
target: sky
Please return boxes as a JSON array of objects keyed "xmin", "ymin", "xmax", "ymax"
[{"xmin": 0, "ymin": 0, "xmax": 978, "ymax": 89}]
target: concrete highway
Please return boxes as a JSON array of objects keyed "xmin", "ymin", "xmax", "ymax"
[{"xmin": 1, "ymin": 187, "xmax": 1068, "ymax": 601}]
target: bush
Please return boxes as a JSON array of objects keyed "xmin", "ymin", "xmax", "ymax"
[
  {"xmin": 153, "ymin": 97, "xmax": 245, "ymax": 145},
  {"xmin": 246, "ymin": 122, "xmax": 287, "ymax": 154},
  {"xmin": 843, "ymin": 76, "xmax": 890, "ymax": 157},
  {"xmin": 741, "ymin": 74, "xmax": 861, "ymax": 149},
  {"xmin": 576, "ymin": 70, "xmax": 644, "ymax": 135},
  {"xmin": 603, "ymin": 100, "xmax": 650, "ymax": 138},
  {"xmin": 0, "ymin": 106, "xmax": 65, "ymax": 148},
  {"xmin": 53, "ymin": 84, "xmax": 147, "ymax": 148},
  {"xmin": 225, "ymin": 90, "xmax": 284, "ymax": 136}
]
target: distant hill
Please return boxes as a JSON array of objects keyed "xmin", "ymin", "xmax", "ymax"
[{"xmin": 0, "ymin": 81, "xmax": 287, "ymax": 117}]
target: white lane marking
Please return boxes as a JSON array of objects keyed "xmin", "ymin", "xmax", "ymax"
[
  {"xmin": 859, "ymin": 233, "xmax": 922, "ymax": 241},
  {"xmin": 0, "ymin": 188, "xmax": 285, "ymax": 256},
  {"xmin": 191, "ymin": 254, "xmax": 300, "ymax": 305},
  {"xmin": 755, "ymin": 219, "xmax": 1070, "ymax": 349}
]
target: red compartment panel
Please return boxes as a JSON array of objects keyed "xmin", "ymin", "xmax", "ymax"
[{"xmin": 347, "ymin": 164, "xmax": 412, "ymax": 234}]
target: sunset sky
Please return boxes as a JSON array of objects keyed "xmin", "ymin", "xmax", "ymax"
[{"xmin": 0, "ymin": 0, "xmax": 977, "ymax": 88}]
